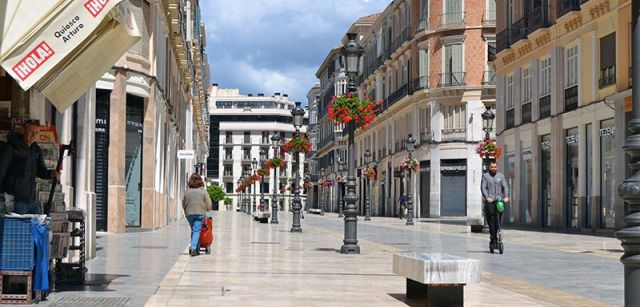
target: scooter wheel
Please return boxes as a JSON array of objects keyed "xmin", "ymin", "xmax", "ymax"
[
  {"xmin": 499, "ymin": 244, "xmax": 504, "ymax": 254},
  {"xmin": 489, "ymin": 246, "xmax": 494, "ymax": 254}
]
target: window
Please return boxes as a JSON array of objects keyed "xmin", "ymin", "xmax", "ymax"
[
  {"xmin": 506, "ymin": 75, "xmax": 515, "ymax": 109},
  {"xmin": 225, "ymin": 131, "xmax": 232, "ymax": 143},
  {"xmin": 539, "ymin": 57, "xmax": 552, "ymax": 96},
  {"xmin": 565, "ymin": 44, "xmax": 579, "ymax": 87},
  {"xmin": 445, "ymin": 0, "xmax": 463, "ymax": 25},
  {"xmin": 225, "ymin": 148, "xmax": 232, "ymax": 160},
  {"xmin": 523, "ymin": 67, "xmax": 532, "ymax": 102},
  {"xmin": 223, "ymin": 165, "xmax": 233, "ymax": 176},
  {"xmin": 443, "ymin": 43, "xmax": 464, "ymax": 86},
  {"xmin": 421, "ymin": 0, "xmax": 428, "ymax": 20},
  {"xmin": 442, "ymin": 104, "xmax": 466, "ymax": 131},
  {"xmin": 243, "ymin": 148, "xmax": 251, "ymax": 160},
  {"xmin": 599, "ymin": 33, "xmax": 616, "ymax": 88},
  {"xmin": 261, "ymin": 131, "xmax": 270, "ymax": 144},
  {"xmin": 244, "ymin": 131, "xmax": 251, "ymax": 143},
  {"xmin": 225, "ymin": 183, "xmax": 233, "ymax": 193}
]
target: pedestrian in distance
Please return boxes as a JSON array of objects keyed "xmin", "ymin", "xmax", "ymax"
[
  {"xmin": 398, "ymin": 194, "xmax": 406, "ymax": 219},
  {"xmin": 0, "ymin": 119, "xmax": 59, "ymax": 214},
  {"xmin": 481, "ymin": 160, "xmax": 510, "ymax": 252},
  {"xmin": 182, "ymin": 173, "xmax": 212, "ymax": 256}
]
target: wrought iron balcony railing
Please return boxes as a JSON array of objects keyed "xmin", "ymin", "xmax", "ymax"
[
  {"xmin": 417, "ymin": 18, "xmax": 428, "ymax": 32},
  {"xmin": 497, "ymin": 29, "xmax": 510, "ymax": 53},
  {"xmin": 505, "ymin": 109, "xmax": 515, "ymax": 129},
  {"xmin": 557, "ymin": 0, "xmax": 581, "ymax": 19},
  {"xmin": 388, "ymin": 83, "xmax": 409, "ymax": 107},
  {"xmin": 438, "ymin": 11, "xmax": 465, "ymax": 28},
  {"xmin": 483, "ymin": 70, "xmax": 496, "ymax": 85},
  {"xmin": 528, "ymin": 3, "xmax": 550, "ymax": 33},
  {"xmin": 414, "ymin": 76, "xmax": 429, "ymax": 91},
  {"xmin": 482, "ymin": 10, "xmax": 496, "ymax": 26},
  {"xmin": 438, "ymin": 72, "xmax": 466, "ymax": 87}
]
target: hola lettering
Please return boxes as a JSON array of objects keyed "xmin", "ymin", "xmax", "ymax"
[
  {"xmin": 84, "ymin": 0, "xmax": 110, "ymax": 17},
  {"xmin": 11, "ymin": 41, "xmax": 55, "ymax": 81}
]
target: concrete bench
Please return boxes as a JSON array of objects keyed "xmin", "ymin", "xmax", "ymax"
[
  {"xmin": 308, "ymin": 209, "xmax": 323, "ymax": 215},
  {"xmin": 252, "ymin": 212, "xmax": 270, "ymax": 223},
  {"xmin": 392, "ymin": 252, "xmax": 480, "ymax": 306}
]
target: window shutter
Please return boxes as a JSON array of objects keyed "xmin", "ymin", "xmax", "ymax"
[
  {"xmin": 452, "ymin": 44, "xmax": 463, "ymax": 73},
  {"xmin": 600, "ymin": 33, "xmax": 616, "ymax": 69}
]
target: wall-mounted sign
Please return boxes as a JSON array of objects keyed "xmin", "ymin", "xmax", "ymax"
[
  {"xmin": 600, "ymin": 127, "xmax": 615, "ymax": 137},
  {"xmin": 177, "ymin": 150, "xmax": 195, "ymax": 160},
  {"xmin": 565, "ymin": 135, "xmax": 578, "ymax": 145},
  {"xmin": 541, "ymin": 141, "xmax": 551, "ymax": 150}
]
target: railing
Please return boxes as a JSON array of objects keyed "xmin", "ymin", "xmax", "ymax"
[
  {"xmin": 438, "ymin": 72, "xmax": 466, "ymax": 87},
  {"xmin": 225, "ymin": 138, "xmax": 232, "ymax": 144},
  {"xmin": 509, "ymin": 19, "xmax": 526, "ymax": 45},
  {"xmin": 441, "ymin": 130, "xmax": 466, "ymax": 142},
  {"xmin": 505, "ymin": 109, "xmax": 515, "ymax": 129},
  {"xmin": 438, "ymin": 11, "xmax": 465, "ymax": 28},
  {"xmin": 539, "ymin": 95, "xmax": 551, "ymax": 119},
  {"xmin": 497, "ymin": 29, "xmax": 510, "ymax": 53},
  {"xmin": 377, "ymin": 54, "xmax": 386, "ymax": 67},
  {"xmin": 224, "ymin": 156, "xmax": 233, "ymax": 161},
  {"xmin": 420, "ymin": 131, "xmax": 433, "ymax": 143},
  {"xmin": 390, "ymin": 28, "xmax": 411, "ymax": 54},
  {"xmin": 557, "ymin": 0, "xmax": 581, "ymax": 19},
  {"xmin": 522, "ymin": 102, "xmax": 532, "ymax": 124},
  {"xmin": 388, "ymin": 83, "xmax": 409, "ymax": 107},
  {"xmin": 417, "ymin": 18, "xmax": 428, "ymax": 31},
  {"xmin": 395, "ymin": 140, "xmax": 407, "ymax": 152},
  {"xmin": 483, "ymin": 70, "xmax": 496, "ymax": 85},
  {"xmin": 528, "ymin": 3, "xmax": 550, "ymax": 34},
  {"xmin": 564, "ymin": 85, "xmax": 578, "ymax": 112},
  {"xmin": 414, "ymin": 76, "xmax": 429, "ymax": 91},
  {"xmin": 482, "ymin": 10, "xmax": 496, "ymax": 26},
  {"xmin": 244, "ymin": 137, "xmax": 251, "ymax": 144},
  {"xmin": 599, "ymin": 67, "xmax": 616, "ymax": 88}
]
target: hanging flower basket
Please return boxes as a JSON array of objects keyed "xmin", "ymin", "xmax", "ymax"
[
  {"xmin": 303, "ymin": 179, "xmax": 312, "ymax": 189},
  {"xmin": 363, "ymin": 167, "xmax": 376, "ymax": 180},
  {"xmin": 400, "ymin": 157, "xmax": 419, "ymax": 173},
  {"xmin": 283, "ymin": 135, "xmax": 312, "ymax": 154},
  {"xmin": 320, "ymin": 179, "xmax": 331, "ymax": 188},
  {"xmin": 476, "ymin": 139, "xmax": 503, "ymax": 159},
  {"xmin": 327, "ymin": 93, "xmax": 380, "ymax": 129},
  {"xmin": 257, "ymin": 167, "xmax": 270, "ymax": 177},
  {"xmin": 266, "ymin": 157, "xmax": 285, "ymax": 169}
]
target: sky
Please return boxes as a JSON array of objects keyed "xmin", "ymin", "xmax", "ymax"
[{"xmin": 200, "ymin": 0, "xmax": 390, "ymax": 105}]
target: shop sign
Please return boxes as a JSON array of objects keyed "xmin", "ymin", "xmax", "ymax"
[
  {"xmin": 177, "ymin": 150, "xmax": 195, "ymax": 160},
  {"xmin": 441, "ymin": 166, "xmax": 467, "ymax": 172},
  {"xmin": 565, "ymin": 135, "xmax": 578, "ymax": 145},
  {"xmin": 541, "ymin": 141, "xmax": 551, "ymax": 150},
  {"xmin": 1, "ymin": 0, "xmax": 124, "ymax": 90},
  {"xmin": 600, "ymin": 127, "xmax": 615, "ymax": 137}
]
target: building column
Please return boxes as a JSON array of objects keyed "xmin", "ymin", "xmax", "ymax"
[
  {"xmin": 141, "ymin": 83, "xmax": 157, "ymax": 229},
  {"xmin": 108, "ymin": 70, "xmax": 127, "ymax": 233}
]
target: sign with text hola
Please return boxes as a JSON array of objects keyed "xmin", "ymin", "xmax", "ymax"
[{"xmin": 177, "ymin": 150, "xmax": 195, "ymax": 160}]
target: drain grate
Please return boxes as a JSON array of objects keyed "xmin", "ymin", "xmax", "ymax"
[{"xmin": 50, "ymin": 297, "xmax": 130, "ymax": 307}]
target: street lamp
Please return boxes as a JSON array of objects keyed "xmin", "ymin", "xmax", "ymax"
[
  {"xmin": 320, "ymin": 168, "xmax": 325, "ymax": 216},
  {"xmin": 290, "ymin": 101, "xmax": 305, "ymax": 232},
  {"xmin": 340, "ymin": 32, "xmax": 364, "ymax": 254},
  {"xmin": 405, "ymin": 134, "xmax": 416, "ymax": 226},
  {"xmin": 259, "ymin": 149, "xmax": 267, "ymax": 212},
  {"xmin": 251, "ymin": 158, "xmax": 258, "ymax": 215},
  {"xmin": 338, "ymin": 158, "xmax": 346, "ymax": 217},
  {"xmin": 270, "ymin": 133, "xmax": 281, "ymax": 224},
  {"xmin": 364, "ymin": 150, "xmax": 372, "ymax": 221},
  {"xmin": 243, "ymin": 170, "xmax": 251, "ymax": 215},
  {"xmin": 237, "ymin": 177, "xmax": 243, "ymax": 212},
  {"xmin": 617, "ymin": 3, "xmax": 640, "ymax": 305},
  {"xmin": 482, "ymin": 105, "xmax": 495, "ymax": 142}
]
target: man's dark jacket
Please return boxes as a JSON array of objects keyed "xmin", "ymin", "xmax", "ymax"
[{"xmin": 0, "ymin": 133, "xmax": 52, "ymax": 203}]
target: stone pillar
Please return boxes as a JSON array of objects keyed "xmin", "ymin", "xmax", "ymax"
[
  {"xmin": 108, "ymin": 70, "xmax": 127, "ymax": 233},
  {"xmin": 141, "ymin": 85, "xmax": 157, "ymax": 229}
]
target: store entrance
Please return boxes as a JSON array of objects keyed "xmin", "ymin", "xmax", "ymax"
[{"xmin": 125, "ymin": 95, "xmax": 144, "ymax": 227}]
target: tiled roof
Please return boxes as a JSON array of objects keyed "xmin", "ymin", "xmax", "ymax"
[{"xmin": 357, "ymin": 13, "xmax": 381, "ymax": 23}]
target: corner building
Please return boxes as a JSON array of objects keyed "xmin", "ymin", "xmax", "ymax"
[
  {"xmin": 494, "ymin": 0, "xmax": 632, "ymax": 231},
  {"xmin": 352, "ymin": 0, "xmax": 496, "ymax": 222}
]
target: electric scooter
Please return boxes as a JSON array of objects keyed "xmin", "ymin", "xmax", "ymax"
[{"xmin": 490, "ymin": 197, "xmax": 505, "ymax": 254}]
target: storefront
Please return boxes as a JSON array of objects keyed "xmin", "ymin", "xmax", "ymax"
[
  {"xmin": 440, "ymin": 159, "xmax": 466, "ymax": 216},
  {"xmin": 565, "ymin": 128, "xmax": 579, "ymax": 228},
  {"xmin": 419, "ymin": 161, "xmax": 430, "ymax": 218},
  {"xmin": 600, "ymin": 119, "xmax": 616, "ymax": 229},
  {"xmin": 125, "ymin": 95, "xmax": 144, "ymax": 227},
  {"xmin": 540, "ymin": 135, "xmax": 551, "ymax": 227}
]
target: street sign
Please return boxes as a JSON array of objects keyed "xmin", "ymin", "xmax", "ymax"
[{"xmin": 177, "ymin": 150, "xmax": 195, "ymax": 160}]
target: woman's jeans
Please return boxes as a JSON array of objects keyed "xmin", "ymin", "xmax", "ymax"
[{"xmin": 187, "ymin": 215, "xmax": 204, "ymax": 252}]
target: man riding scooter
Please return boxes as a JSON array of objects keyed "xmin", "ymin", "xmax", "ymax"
[{"xmin": 481, "ymin": 160, "xmax": 509, "ymax": 253}]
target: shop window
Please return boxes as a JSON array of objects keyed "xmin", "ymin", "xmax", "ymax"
[
  {"xmin": 520, "ymin": 150, "xmax": 532, "ymax": 224},
  {"xmin": 585, "ymin": 123, "xmax": 592, "ymax": 228},
  {"xmin": 599, "ymin": 33, "xmax": 616, "ymax": 89},
  {"xmin": 600, "ymin": 119, "xmax": 615, "ymax": 228},
  {"xmin": 540, "ymin": 135, "xmax": 551, "ymax": 227},
  {"xmin": 565, "ymin": 127, "xmax": 579, "ymax": 228}
]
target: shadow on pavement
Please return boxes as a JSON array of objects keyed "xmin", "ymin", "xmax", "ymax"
[
  {"xmin": 314, "ymin": 247, "xmax": 341, "ymax": 253},
  {"xmin": 388, "ymin": 293, "xmax": 426, "ymax": 307},
  {"xmin": 52, "ymin": 273, "xmax": 129, "ymax": 292}
]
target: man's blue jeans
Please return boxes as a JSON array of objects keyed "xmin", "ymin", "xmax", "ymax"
[
  {"xmin": 187, "ymin": 215, "xmax": 204, "ymax": 252},
  {"xmin": 14, "ymin": 202, "xmax": 41, "ymax": 214}
]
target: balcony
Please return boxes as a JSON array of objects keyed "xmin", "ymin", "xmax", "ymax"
[
  {"xmin": 224, "ymin": 138, "xmax": 232, "ymax": 144},
  {"xmin": 414, "ymin": 76, "xmax": 429, "ymax": 91},
  {"xmin": 522, "ymin": 102, "xmax": 532, "ymax": 124},
  {"xmin": 599, "ymin": 67, "xmax": 616, "ymax": 89},
  {"xmin": 395, "ymin": 140, "xmax": 407, "ymax": 153},
  {"xmin": 497, "ymin": 29, "xmax": 510, "ymax": 53},
  {"xmin": 441, "ymin": 130, "xmax": 466, "ymax": 142},
  {"xmin": 483, "ymin": 70, "xmax": 496, "ymax": 85},
  {"xmin": 482, "ymin": 10, "xmax": 496, "ymax": 26},
  {"xmin": 388, "ymin": 83, "xmax": 409, "ymax": 107},
  {"xmin": 420, "ymin": 131, "xmax": 434, "ymax": 143},
  {"xmin": 509, "ymin": 19, "xmax": 527, "ymax": 46},
  {"xmin": 528, "ymin": 3, "xmax": 550, "ymax": 34},
  {"xmin": 417, "ymin": 18, "xmax": 428, "ymax": 32},
  {"xmin": 223, "ymin": 156, "xmax": 233, "ymax": 162},
  {"xmin": 539, "ymin": 95, "xmax": 551, "ymax": 119},
  {"xmin": 505, "ymin": 109, "xmax": 515, "ymax": 129},
  {"xmin": 438, "ymin": 11, "xmax": 465, "ymax": 29},
  {"xmin": 438, "ymin": 72, "xmax": 466, "ymax": 87},
  {"xmin": 391, "ymin": 27, "xmax": 412, "ymax": 54},
  {"xmin": 243, "ymin": 137, "xmax": 251, "ymax": 144},
  {"xmin": 557, "ymin": 0, "xmax": 581, "ymax": 19},
  {"xmin": 564, "ymin": 85, "xmax": 578, "ymax": 112}
]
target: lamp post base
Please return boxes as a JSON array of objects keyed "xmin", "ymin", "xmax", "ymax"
[
  {"xmin": 340, "ymin": 244, "xmax": 360, "ymax": 254},
  {"xmin": 365, "ymin": 216, "xmax": 371, "ymax": 221},
  {"xmin": 290, "ymin": 226, "xmax": 302, "ymax": 232}
]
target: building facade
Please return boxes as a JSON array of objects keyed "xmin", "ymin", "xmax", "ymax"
[
  {"xmin": 306, "ymin": 84, "xmax": 321, "ymax": 209},
  {"xmin": 350, "ymin": 0, "xmax": 496, "ymax": 222},
  {"xmin": 208, "ymin": 86, "xmax": 308, "ymax": 211},
  {"xmin": 494, "ymin": 0, "xmax": 632, "ymax": 231}
]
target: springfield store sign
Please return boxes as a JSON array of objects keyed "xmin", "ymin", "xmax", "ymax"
[{"xmin": 2, "ymin": 0, "xmax": 123, "ymax": 90}]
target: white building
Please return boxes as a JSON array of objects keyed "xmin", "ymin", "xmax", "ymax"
[{"xmin": 207, "ymin": 85, "xmax": 308, "ymax": 211}]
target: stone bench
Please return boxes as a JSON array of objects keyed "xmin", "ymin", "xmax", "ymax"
[
  {"xmin": 308, "ymin": 209, "xmax": 323, "ymax": 215},
  {"xmin": 392, "ymin": 252, "xmax": 480, "ymax": 306},
  {"xmin": 252, "ymin": 212, "xmax": 270, "ymax": 223}
]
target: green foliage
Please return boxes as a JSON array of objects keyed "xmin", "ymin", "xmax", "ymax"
[
  {"xmin": 223, "ymin": 197, "xmax": 232, "ymax": 205},
  {"xmin": 207, "ymin": 185, "xmax": 226, "ymax": 202}
]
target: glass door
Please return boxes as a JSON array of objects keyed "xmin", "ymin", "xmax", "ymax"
[
  {"xmin": 600, "ymin": 119, "xmax": 616, "ymax": 228},
  {"xmin": 125, "ymin": 95, "xmax": 144, "ymax": 227},
  {"xmin": 540, "ymin": 135, "xmax": 551, "ymax": 227},
  {"xmin": 565, "ymin": 128, "xmax": 579, "ymax": 228}
]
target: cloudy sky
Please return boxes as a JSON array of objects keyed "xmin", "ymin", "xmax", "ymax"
[{"xmin": 201, "ymin": 0, "xmax": 389, "ymax": 105}]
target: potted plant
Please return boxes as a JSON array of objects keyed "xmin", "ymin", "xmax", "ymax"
[{"xmin": 283, "ymin": 134, "xmax": 312, "ymax": 154}]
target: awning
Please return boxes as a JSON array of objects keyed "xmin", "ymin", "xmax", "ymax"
[{"xmin": 1, "ymin": 0, "xmax": 140, "ymax": 111}]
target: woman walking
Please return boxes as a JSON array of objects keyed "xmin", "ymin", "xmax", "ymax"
[{"xmin": 182, "ymin": 173, "xmax": 212, "ymax": 256}]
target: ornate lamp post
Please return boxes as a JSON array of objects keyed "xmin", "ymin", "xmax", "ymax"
[
  {"xmin": 290, "ymin": 101, "xmax": 305, "ymax": 232},
  {"xmin": 270, "ymin": 133, "xmax": 281, "ymax": 224},
  {"xmin": 364, "ymin": 150, "xmax": 372, "ymax": 221},
  {"xmin": 251, "ymin": 158, "xmax": 258, "ymax": 215},
  {"xmin": 237, "ymin": 177, "xmax": 244, "ymax": 212},
  {"xmin": 338, "ymin": 158, "xmax": 346, "ymax": 217},
  {"xmin": 320, "ymin": 168, "xmax": 325, "ymax": 215},
  {"xmin": 243, "ymin": 170, "xmax": 251, "ymax": 215},
  {"xmin": 340, "ymin": 32, "xmax": 363, "ymax": 254},
  {"xmin": 259, "ymin": 149, "xmax": 267, "ymax": 212},
  {"xmin": 617, "ymin": 3, "xmax": 640, "ymax": 305},
  {"xmin": 405, "ymin": 134, "xmax": 416, "ymax": 226},
  {"xmin": 474, "ymin": 105, "xmax": 496, "ymax": 233}
]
